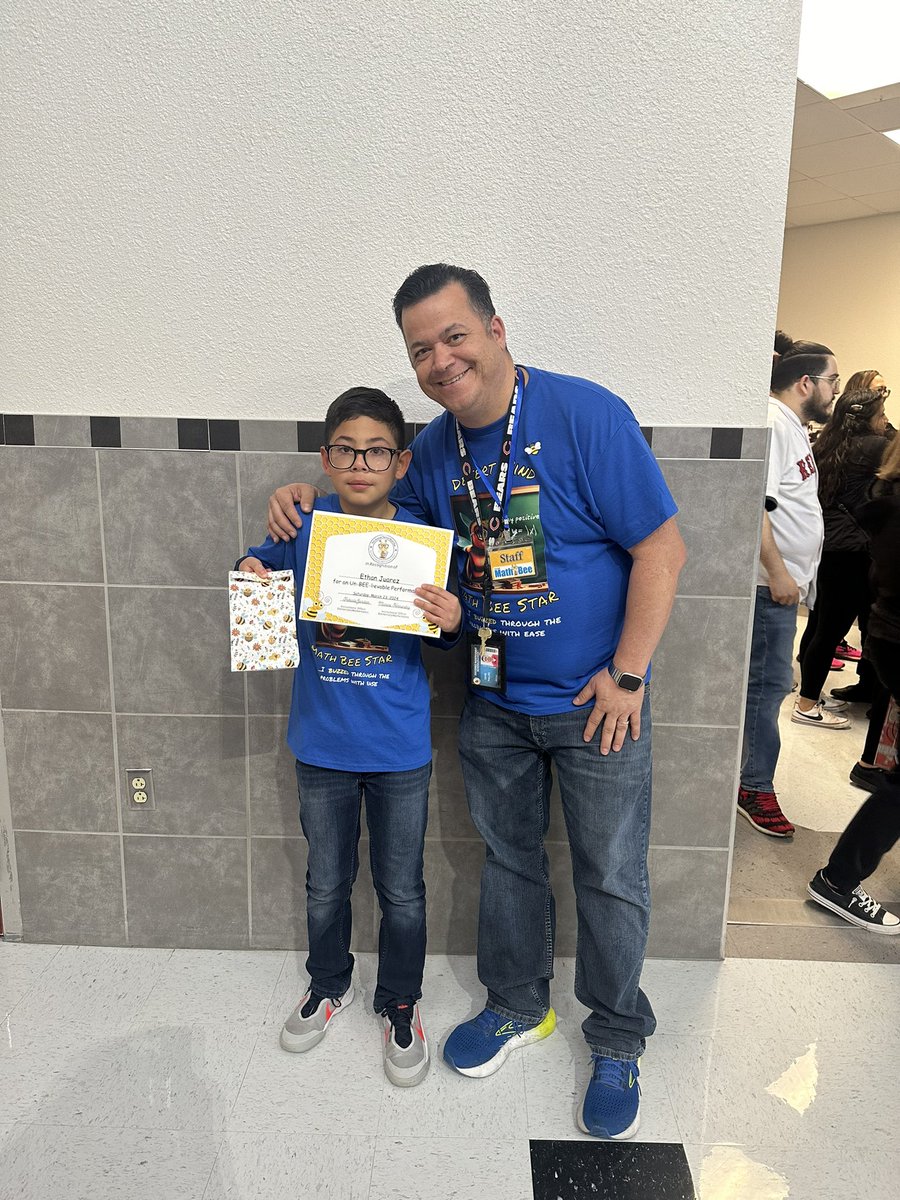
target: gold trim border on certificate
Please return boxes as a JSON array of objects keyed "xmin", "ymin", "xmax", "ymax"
[{"xmin": 300, "ymin": 510, "xmax": 454, "ymax": 635}]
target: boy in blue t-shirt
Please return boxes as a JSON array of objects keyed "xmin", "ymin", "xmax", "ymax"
[{"xmin": 238, "ymin": 387, "xmax": 460, "ymax": 1088}]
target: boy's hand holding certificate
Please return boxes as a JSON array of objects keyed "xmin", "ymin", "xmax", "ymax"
[{"xmin": 300, "ymin": 511, "xmax": 455, "ymax": 637}]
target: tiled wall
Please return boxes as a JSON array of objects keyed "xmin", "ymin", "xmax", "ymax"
[{"xmin": 0, "ymin": 421, "xmax": 766, "ymax": 957}]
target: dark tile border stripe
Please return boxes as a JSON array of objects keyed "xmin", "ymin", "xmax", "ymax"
[
  {"xmin": 530, "ymin": 1140, "xmax": 695, "ymax": 1200},
  {"xmin": 710, "ymin": 427, "xmax": 743, "ymax": 459},
  {"xmin": 2, "ymin": 416, "xmax": 767, "ymax": 461},
  {"xmin": 90, "ymin": 416, "xmax": 122, "ymax": 448},
  {"xmin": 4, "ymin": 415, "xmax": 35, "ymax": 445}
]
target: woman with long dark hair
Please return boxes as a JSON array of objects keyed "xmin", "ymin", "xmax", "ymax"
[
  {"xmin": 807, "ymin": 432, "xmax": 900, "ymax": 931},
  {"xmin": 794, "ymin": 384, "xmax": 890, "ymax": 727}
]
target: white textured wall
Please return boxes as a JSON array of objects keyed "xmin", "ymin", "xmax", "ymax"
[
  {"xmin": 2, "ymin": 1, "xmax": 802, "ymax": 425},
  {"xmin": 778, "ymin": 212, "xmax": 900, "ymax": 426}
]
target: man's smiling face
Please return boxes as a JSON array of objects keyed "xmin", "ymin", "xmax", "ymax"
[{"xmin": 400, "ymin": 281, "xmax": 514, "ymax": 428}]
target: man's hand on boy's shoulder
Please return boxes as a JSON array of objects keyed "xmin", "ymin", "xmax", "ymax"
[
  {"xmin": 238, "ymin": 557, "xmax": 271, "ymax": 580},
  {"xmin": 414, "ymin": 584, "xmax": 462, "ymax": 635},
  {"xmin": 268, "ymin": 483, "xmax": 320, "ymax": 541}
]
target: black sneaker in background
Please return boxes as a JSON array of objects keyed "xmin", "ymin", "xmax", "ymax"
[
  {"xmin": 807, "ymin": 870, "xmax": 900, "ymax": 934},
  {"xmin": 829, "ymin": 684, "xmax": 875, "ymax": 703},
  {"xmin": 849, "ymin": 762, "xmax": 887, "ymax": 793}
]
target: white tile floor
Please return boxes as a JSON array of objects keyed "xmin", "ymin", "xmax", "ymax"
[{"xmin": 1, "ymin": 943, "xmax": 898, "ymax": 1198}]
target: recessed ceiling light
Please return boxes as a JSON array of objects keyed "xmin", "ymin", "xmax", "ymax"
[{"xmin": 798, "ymin": 0, "xmax": 900, "ymax": 98}]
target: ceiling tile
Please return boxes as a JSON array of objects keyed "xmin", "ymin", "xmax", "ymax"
[
  {"xmin": 834, "ymin": 81, "xmax": 900, "ymax": 109},
  {"xmin": 817, "ymin": 161, "xmax": 900, "ymax": 196},
  {"xmin": 792, "ymin": 102, "xmax": 870, "ymax": 148},
  {"xmin": 787, "ymin": 178, "xmax": 847, "ymax": 207},
  {"xmin": 854, "ymin": 188, "xmax": 900, "ymax": 213},
  {"xmin": 842, "ymin": 97, "xmax": 900, "ymax": 131},
  {"xmin": 789, "ymin": 197, "xmax": 879, "ymax": 226},
  {"xmin": 789, "ymin": 170, "xmax": 808, "ymax": 182},
  {"xmin": 791, "ymin": 132, "xmax": 900, "ymax": 178},
  {"xmin": 795, "ymin": 81, "xmax": 824, "ymax": 107}
]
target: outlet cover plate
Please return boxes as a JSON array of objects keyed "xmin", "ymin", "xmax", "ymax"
[{"xmin": 125, "ymin": 768, "xmax": 156, "ymax": 810}]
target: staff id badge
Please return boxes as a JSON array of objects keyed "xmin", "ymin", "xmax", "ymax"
[
  {"xmin": 467, "ymin": 629, "xmax": 506, "ymax": 691},
  {"xmin": 488, "ymin": 537, "xmax": 536, "ymax": 584}
]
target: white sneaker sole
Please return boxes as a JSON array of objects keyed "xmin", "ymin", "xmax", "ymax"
[
  {"xmin": 384, "ymin": 1038, "xmax": 430, "ymax": 1088},
  {"xmin": 449, "ymin": 1009, "xmax": 557, "ymax": 1079},
  {"xmin": 736, "ymin": 805, "xmax": 793, "ymax": 838},
  {"xmin": 806, "ymin": 886, "xmax": 900, "ymax": 935},
  {"xmin": 280, "ymin": 983, "xmax": 356, "ymax": 1052}
]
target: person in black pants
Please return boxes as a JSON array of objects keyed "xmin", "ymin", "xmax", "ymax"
[
  {"xmin": 794, "ymin": 385, "xmax": 890, "ymax": 729},
  {"xmin": 808, "ymin": 436, "xmax": 900, "ymax": 933}
]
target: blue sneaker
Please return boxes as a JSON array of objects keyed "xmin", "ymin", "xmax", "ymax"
[
  {"xmin": 443, "ymin": 1006, "xmax": 557, "ymax": 1077},
  {"xmin": 578, "ymin": 1054, "xmax": 641, "ymax": 1139}
]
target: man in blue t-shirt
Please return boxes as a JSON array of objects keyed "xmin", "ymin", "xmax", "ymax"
[
  {"xmin": 267, "ymin": 265, "xmax": 686, "ymax": 1140},
  {"xmin": 240, "ymin": 385, "xmax": 460, "ymax": 1090}
]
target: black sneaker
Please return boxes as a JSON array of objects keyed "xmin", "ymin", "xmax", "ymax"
[
  {"xmin": 829, "ymin": 684, "xmax": 875, "ymax": 703},
  {"xmin": 807, "ymin": 870, "xmax": 900, "ymax": 934},
  {"xmin": 849, "ymin": 762, "xmax": 887, "ymax": 793}
]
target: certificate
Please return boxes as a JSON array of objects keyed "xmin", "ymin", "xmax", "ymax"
[{"xmin": 299, "ymin": 511, "xmax": 455, "ymax": 637}]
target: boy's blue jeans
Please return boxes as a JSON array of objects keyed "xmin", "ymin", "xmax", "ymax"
[
  {"xmin": 740, "ymin": 586, "xmax": 798, "ymax": 793},
  {"xmin": 295, "ymin": 760, "xmax": 430, "ymax": 1013},
  {"xmin": 458, "ymin": 691, "xmax": 656, "ymax": 1060}
]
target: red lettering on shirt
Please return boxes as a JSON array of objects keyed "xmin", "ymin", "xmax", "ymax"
[{"xmin": 796, "ymin": 454, "xmax": 815, "ymax": 481}]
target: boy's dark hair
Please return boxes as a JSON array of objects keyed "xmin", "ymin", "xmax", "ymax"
[
  {"xmin": 324, "ymin": 387, "xmax": 406, "ymax": 449},
  {"xmin": 392, "ymin": 263, "xmax": 496, "ymax": 329},
  {"xmin": 771, "ymin": 330, "xmax": 834, "ymax": 392}
]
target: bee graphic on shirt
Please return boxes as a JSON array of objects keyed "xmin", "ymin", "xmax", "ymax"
[{"xmin": 524, "ymin": 441, "xmax": 541, "ymax": 456}]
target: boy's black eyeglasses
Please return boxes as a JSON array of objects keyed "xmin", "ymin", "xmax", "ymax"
[{"xmin": 325, "ymin": 444, "xmax": 400, "ymax": 471}]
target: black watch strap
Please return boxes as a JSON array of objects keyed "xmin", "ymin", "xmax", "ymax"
[{"xmin": 609, "ymin": 663, "xmax": 644, "ymax": 692}]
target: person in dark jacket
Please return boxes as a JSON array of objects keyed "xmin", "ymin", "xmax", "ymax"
[
  {"xmin": 794, "ymin": 386, "xmax": 889, "ymax": 727},
  {"xmin": 807, "ymin": 432, "xmax": 900, "ymax": 932}
]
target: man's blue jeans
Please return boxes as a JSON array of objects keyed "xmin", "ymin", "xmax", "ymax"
[
  {"xmin": 458, "ymin": 691, "xmax": 656, "ymax": 1060},
  {"xmin": 741, "ymin": 587, "xmax": 798, "ymax": 793},
  {"xmin": 295, "ymin": 760, "xmax": 430, "ymax": 1013}
]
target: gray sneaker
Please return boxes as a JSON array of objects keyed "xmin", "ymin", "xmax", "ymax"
[
  {"xmin": 280, "ymin": 984, "xmax": 355, "ymax": 1052},
  {"xmin": 382, "ymin": 1002, "xmax": 429, "ymax": 1087}
]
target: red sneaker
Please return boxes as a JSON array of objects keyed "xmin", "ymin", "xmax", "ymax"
[
  {"xmin": 737, "ymin": 787, "xmax": 795, "ymax": 838},
  {"xmin": 830, "ymin": 658, "xmax": 845, "ymax": 671},
  {"xmin": 834, "ymin": 640, "xmax": 862, "ymax": 662}
]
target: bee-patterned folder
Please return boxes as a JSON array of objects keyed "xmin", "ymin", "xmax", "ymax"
[{"xmin": 228, "ymin": 570, "xmax": 300, "ymax": 671}]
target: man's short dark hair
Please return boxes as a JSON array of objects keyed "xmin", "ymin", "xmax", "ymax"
[
  {"xmin": 771, "ymin": 331, "xmax": 834, "ymax": 392},
  {"xmin": 324, "ymin": 387, "xmax": 406, "ymax": 449},
  {"xmin": 392, "ymin": 263, "xmax": 496, "ymax": 329}
]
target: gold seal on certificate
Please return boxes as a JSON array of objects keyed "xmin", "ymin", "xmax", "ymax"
[{"xmin": 299, "ymin": 511, "xmax": 455, "ymax": 637}]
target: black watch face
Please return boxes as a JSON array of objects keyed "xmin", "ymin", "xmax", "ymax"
[{"xmin": 618, "ymin": 673, "xmax": 643, "ymax": 692}]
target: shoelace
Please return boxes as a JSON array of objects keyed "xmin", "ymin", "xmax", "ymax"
[
  {"xmin": 472, "ymin": 1009, "xmax": 529, "ymax": 1037},
  {"xmin": 753, "ymin": 793, "xmax": 782, "ymax": 813},
  {"xmin": 591, "ymin": 1055, "xmax": 631, "ymax": 1090},
  {"xmin": 852, "ymin": 887, "xmax": 882, "ymax": 917},
  {"xmin": 382, "ymin": 1003, "xmax": 414, "ymax": 1049}
]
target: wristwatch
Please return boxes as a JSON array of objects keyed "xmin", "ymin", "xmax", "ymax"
[{"xmin": 608, "ymin": 663, "xmax": 645, "ymax": 692}]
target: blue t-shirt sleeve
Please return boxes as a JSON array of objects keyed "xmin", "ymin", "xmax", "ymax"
[
  {"xmin": 585, "ymin": 418, "xmax": 678, "ymax": 549},
  {"xmin": 242, "ymin": 530, "xmax": 291, "ymax": 572}
]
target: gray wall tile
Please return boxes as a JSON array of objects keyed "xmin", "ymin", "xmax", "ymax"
[
  {"xmin": 651, "ymin": 428, "xmax": 712, "ymax": 459},
  {"xmin": 245, "ymin": 663, "xmax": 294, "ymax": 716},
  {"xmin": 741, "ymin": 427, "xmax": 769, "ymax": 460},
  {"xmin": 0, "ymin": 583, "xmax": 111, "ymax": 711},
  {"xmin": 0, "ymin": 449, "xmax": 103, "ymax": 582},
  {"xmin": 237, "ymin": 452, "xmax": 329, "ymax": 554},
  {"xmin": 119, "ymin": 418, "xmax": 179, "ymax": 450},
  {"xmin": 651, "ymin": 724, "xmax": 739, "ymax": 848},
  {"xmin": 427, "ymin": 717, "xmax": 476, "ymax": 841},
  {"xmin": 108, "ymin": 587, "xmax": 243, "ymax": 715},
  {"xmin": 423, "ymin": 840, "xmax": 483, "ymax": 954},
  {"xmin": 423, "ymin": 638, "xmax": 467, "ymax": 718},
  {"xmin": 4, "ymin": 711, "xmax": 117, "ymax": 832},
  {"xmin": 646, "ymin": 847, "xmax": 728, "ymax": 958},
  {"xmin": 250, "ymin": 836, "xmax": 377, "ymax": 952},
  {"xmin": 651, "ymin": 597, "xmax": 751, "ymax": 727},
  {"xmin": 660, "ymin": 459, "xmax": 763, "ymax": 598},
  {"xmin": 15, "ymin": 831, "xmax": 126, "ymax": 943},
  {"xmin": 118, "ymin": 715, "xmax": 247, "ymax": 836},
  {"xmin": 124, "ymin": 835, "xmax": 249, "ymax": 948},
  {"xmin": 32, "ymin": 416, "xmax": 92, "ymax": 447},
  {"xmin": 100, "ymin": 451, "xmax": 240, "ymax": 586},
  {"xmin": 248, "ymin": 716, "xmax": 299, "ymax": 836},
  {"xmin": 239, "ymin": 421, "xmax": 299, "ymax": 453}
]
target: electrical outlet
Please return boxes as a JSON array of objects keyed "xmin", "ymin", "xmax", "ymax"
[{"xmin": 125, "ymin": 768, "xmax": 155, "ymax": 809}]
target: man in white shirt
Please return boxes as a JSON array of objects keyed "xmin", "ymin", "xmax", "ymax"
[{"xmin": 738, "ymin": 334, "xmax": 840, "ymax": 837}]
